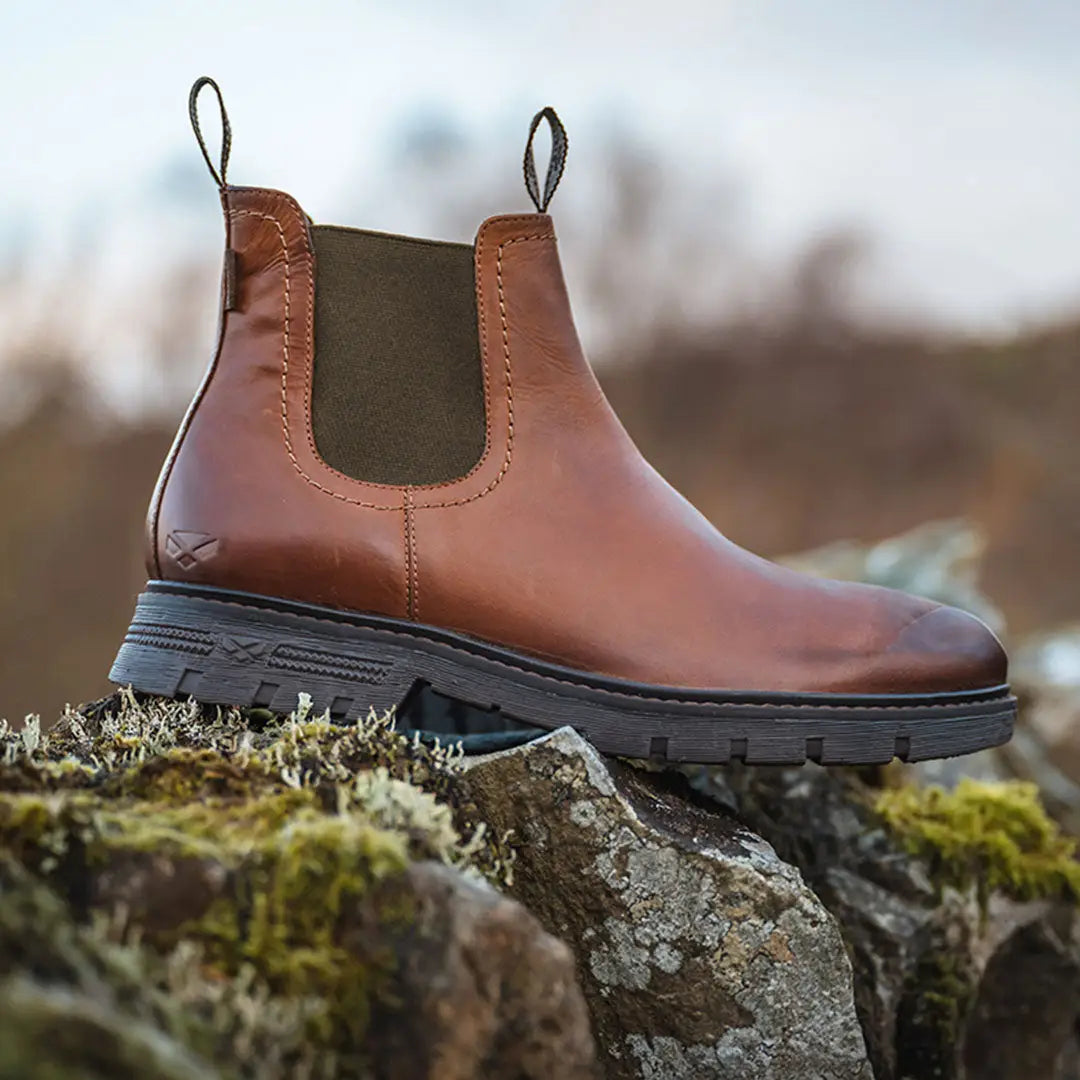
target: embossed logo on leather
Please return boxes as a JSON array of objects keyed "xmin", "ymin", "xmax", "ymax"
[
  {"xmin": 218, "ymin": 636, "xmax": 268, "ymax": 663},
  {"xmin": 165, "ymin": 530, "xmax": 220, "ymax": 569}
]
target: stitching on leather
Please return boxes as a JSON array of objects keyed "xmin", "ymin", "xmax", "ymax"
[
  {"xmin": 227, "ymin": 206, "xmax": 551, "ymax": 511},
  {"xmin": 410, "ymin": 493, "xmax": 419, "ymax": 619},
  {"xmin": 412, "ymin": 233, "xmax": 549, "ymax": 507},
  {"xmin": 297, "ymin": 217, "xmax": 551, "ymax": 498},
  {"xmin": 403, "ymin": 488, "xmax": 418, "ymax": 620},
  {"xmin": 181, "ymin": 593, "xmax": 1015, "ymax": 713},
  {"xmin": 402, "ymin": 489, "xmax": 411, "ymax": 619},
  {"xmin": 295, "ymin": 231, "xmax": 549, "ymax": 503},
  {"xmin": 152, "ymin": 196, "xmax": 236, "ymax": 576}
]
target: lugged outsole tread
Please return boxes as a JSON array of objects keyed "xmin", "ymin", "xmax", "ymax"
[{"xmin": 111, "ymin": 586, "xmax": 1018, "ymax": 766}]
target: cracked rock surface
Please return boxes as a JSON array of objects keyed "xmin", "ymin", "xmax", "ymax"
[
  {"xmin": 465, "ymin": 728, "xmax": 873, "ymax": 1080},
  {"xmin": 708, "ymin": 763, "xmax": 1080, "ymax": 1080}
]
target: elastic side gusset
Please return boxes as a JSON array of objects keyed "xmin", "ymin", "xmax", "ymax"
[{"xmin": 310, "ymin": 225, "xmax": 486, "ymax": 486}]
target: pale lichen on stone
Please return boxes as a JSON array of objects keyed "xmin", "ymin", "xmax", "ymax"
[
  {"xmin": 708, "ymin": 759, "xmax": 1080, "ymax": 1080},
  {"xmin": 465, "ymin": 727, "xmax": 873, "ymax": 1080}
]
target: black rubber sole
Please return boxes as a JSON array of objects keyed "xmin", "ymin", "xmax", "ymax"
[{"xmin": 109, "ymin": 582, "xmax": 1017, "ymax": 765}]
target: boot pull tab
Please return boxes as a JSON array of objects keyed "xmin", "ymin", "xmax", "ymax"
[
  {"xmin": 523, "ymin": 107, "xmax": 568, "ymax": 213},
  {"xmin": 188, "ymin": 76, "xmax": 232, "ymax": 188}
]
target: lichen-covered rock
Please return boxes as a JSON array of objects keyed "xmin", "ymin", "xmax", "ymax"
[
  {"xmin": 0, "ymin": 694, "xmax": 597, "ymax": 1079},
  {"xmin": 464, "ymin": 727, "xmax": 873, "ymax": 1080},
  {"xmin": 701, "ymin": 763, "xmax": 1080, "ymax": 1080}
]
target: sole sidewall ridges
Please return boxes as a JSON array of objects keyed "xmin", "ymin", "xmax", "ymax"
[{"xmin": 109, "ymin": 588, "xmax": 1017, "ymax": 765}]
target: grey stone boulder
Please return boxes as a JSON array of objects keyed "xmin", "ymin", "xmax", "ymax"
[
  {"xmin": 704, "ymin": 763, "xmax": 1080, "ymax": 1080},
  {"xmin": 464, "ymin": 727, "xmax": 872, "ymax": 1080},
  {"xmin": 366, "ymin": 861, "xmax": 598, "ymax": 1080}
]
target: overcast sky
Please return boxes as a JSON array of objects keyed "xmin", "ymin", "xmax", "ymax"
[{"xmin": 4, "ymin": 0, "xmax": 1080, "ymax": 331}]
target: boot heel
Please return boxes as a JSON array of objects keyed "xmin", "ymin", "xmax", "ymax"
[{"xmin": 110, "ymin": 587, "xmax": 419, "ymax": 722}]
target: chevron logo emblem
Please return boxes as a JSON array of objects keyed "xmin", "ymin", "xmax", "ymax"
[
  {"xmin": 165, "ymin": 531, "xmax": 220, "ymax": 569},
  {"xmin": 218, "ymin": 636, "xmax": 268, "ymax": 663}
]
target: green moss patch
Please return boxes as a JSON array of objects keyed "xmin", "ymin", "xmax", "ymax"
[
  {"xmin": 0, "ymin": 691, "xmax": 514, "ymax": 1077},
  {"xmin": 876, "ymin": 778, "xmax": 1080, "ymax": 903}
]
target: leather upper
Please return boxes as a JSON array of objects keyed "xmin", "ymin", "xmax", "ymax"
[{"xmin": 149, "ymin": 185, "xmax": 1007, "ymax": 696}]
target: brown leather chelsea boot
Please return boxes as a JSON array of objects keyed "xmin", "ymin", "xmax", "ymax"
[{"xmin": 110, "ymin": 78, "xmax": 1016, "ymax": 764}]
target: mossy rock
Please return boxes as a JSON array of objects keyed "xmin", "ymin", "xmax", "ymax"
[
  {"xmin": 875, "ymin": 777, "xmax": 1080, "ymax": 904},
  {"xmin": 0, "ymin": 693, "xmax": 594, "ymax": 1079},
  {"xmin": 701, "ymin": 762, "xmax": 1080, "ymax": 1080}
]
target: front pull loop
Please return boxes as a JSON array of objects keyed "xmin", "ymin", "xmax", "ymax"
[
  {"xmin": 188, "ymin": 76, "xmax": 232, "ymax": 189},
  {"xmin": 523, "ymin": 107, "xmax": 568, "ymax": 213}
]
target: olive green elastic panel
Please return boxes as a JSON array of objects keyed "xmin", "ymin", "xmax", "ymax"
[{"xmin": 310, "ymin": 226, "xmax": 486, "ymax": 486}]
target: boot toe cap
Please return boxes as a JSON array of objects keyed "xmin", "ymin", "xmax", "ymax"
[{"xmin": 883, "ymin": 605, "xmax": 1008, "ymax": 694}]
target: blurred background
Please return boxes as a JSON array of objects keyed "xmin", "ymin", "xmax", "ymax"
[{"xmin": 2, "ymin": 2, "xmax": 1079, "ymax": 799}]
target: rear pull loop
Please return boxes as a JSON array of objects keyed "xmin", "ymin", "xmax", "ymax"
[
  {"xmin": 188, "ymin": 76, "xmax": 232, "ymax": 188},
  {"xmin": 523, "ymin": 107, "xmax": 568, "ymax": 213}
]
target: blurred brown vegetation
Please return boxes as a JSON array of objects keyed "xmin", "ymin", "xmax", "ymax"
[
  {"xmin": 0, "ymin": 366, "xmax": 163, "ymax": 723},
  {"xmin": 2, "ymin": 292, "xmax": 1078, "ymax": 724}
]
